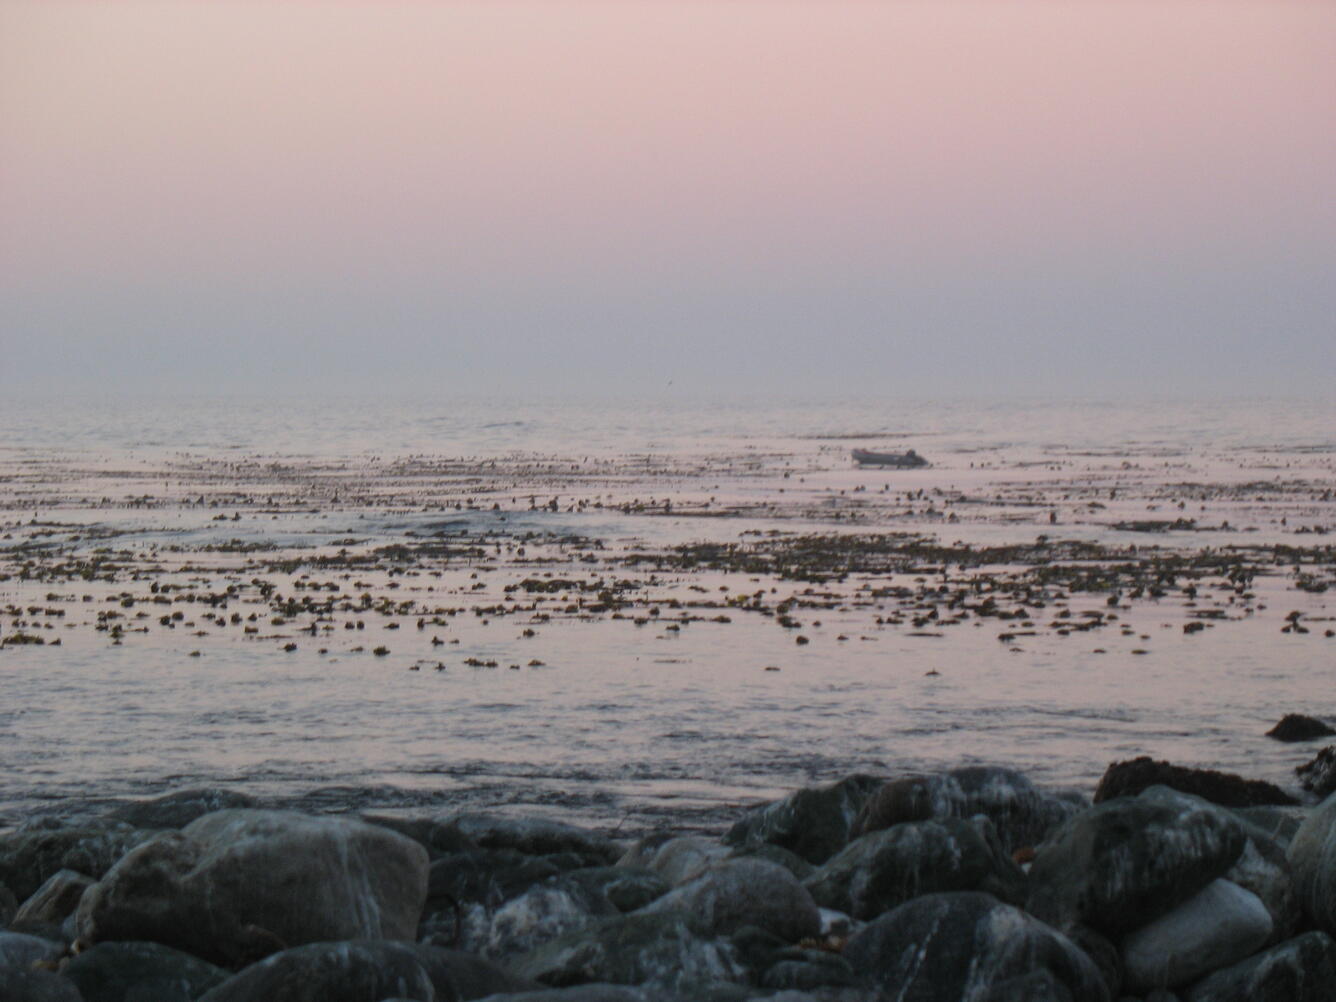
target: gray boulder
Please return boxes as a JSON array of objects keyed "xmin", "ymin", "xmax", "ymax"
[
  {"xmin": 360, "ymin": 816, "xmax": 479, "ymax": 860},
  {"xmin": 1185, "ymin": 930, "xmax": 1336, "ymax": 1002},
  {"xmin": 1026, "ymin": 790, "xmax": 1245, "ymax": 935},
  {"xmin": 626, "ymin": 836, "xmax": 729, "ymax": 887},
  {"xmin": 852, "ymin": 767, "xmax": 1081, "ymax": 854},
  {"xmin": 842, "ymin": 891, "xmax": 1110, "ymax": 1002},
  {"xmin": 1121, "ymin": 879, "xmax": 1272, "ymax": 992},
  {"xmin": 13, "ymin": 869, "xmax": 95, "ymax": 930},
  {"xmin": 484, "ymin": 885, "xmax": 614, "ymax": 960},
  {"xmin": 0, "ymin": 967, "xmax": 83, "ymax": 1002},
  {"xmin": 509, "ymin": 911, "xmax": 745, "ymax": 992},
  {"xmin": 0, "ymin": 818, "xmax": 151, "ymax": 901},
  {"xmin": 724, "ymin": 775, "xmax": 884, "ymax": 865},
  {"xmin": 549, "ymin": 867, "xmax": 668, "ymax": 914},
  {"xmin": 62, "ymin": 940, "xmax": 229, "ymax": 1002},
  {"xmin": 0, "ymin": 930, "xmax": 65, "ymax": 968},
  {"xmin": 1286, "ymin": 792, "xmax": 1336, "ymax": 935},
  {"xmin": 196, "ymin": 941, "xmax": 439, "ymax": 1002},
  {"xmin": 107, "ymin": 790, "xmax": 258, "ymax": 830},
  {"xmin": 638, "ymin": 858, "xmax": 820, "ymax": 942},
  {"xmin": 804, "ymin": 817, "xmax": 1025, "ymax": 920},
  {"xmin": 1297, "ymin": 747, "xmax": 1336, "ymax": 798},
  {"xmin": 76, "ymin": 809, "xmax": 429, "ymax": 966}
]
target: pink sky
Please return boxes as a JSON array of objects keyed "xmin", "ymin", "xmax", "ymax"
[{"xmin": 2, "ymin": 1, "xmax": 1333, "ymax": 395}]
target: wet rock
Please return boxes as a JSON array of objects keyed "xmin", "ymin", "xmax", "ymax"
[
  {"xmin": 842, "ymin": 891, "xmax": 1109, "ymax": 1002},
  {"xmin": 1026, "ymin": 791, "xmax": 1246, "ymax": 936},
  {"xmin": 757, "ymin": 947, "xmax": 858, "ymax": 991},
  {"xmin": 725, "ymin": 842, "xmax": 815, "ymax": 882},
  {"xmin": 0, "ymin": 881, "xmax": 16, "ymax": 926},
  {"xmin": 549, "ymin": 867, "xmax": 668, "ymax": 914},
  {"xmin": 484, "ymin": 884, "xmax": 615, "ymax": 960},
  {"xmin": 360, "ymin": 816, "xmax": 479, "ymax": 859},
  {"xmin": 107, "ymin": 789, "xmax": 259, "ymax": 830},
  {"xmin": 1265, "ymin": 714, "xmax": 1336, "ymax": 743},
  {"xmin": 638, "ymin": 858, "xmax": 821, "ymax": 942},
  {"xmin": 509, "ymin": 911, "xmax": 744, "ymax": 993},
  {"xmin": 463, "ymin": 988, "xmax": 667, "ymax": 1002},
  {"xmin": 1121, "ymin": 879, "xmax": 1272, "ymax": 992},
  {"xmin": 446, "ymin": 816, "xmax": 618, "ymax": 866},
  {"xmin": 0, "ymin": 967, "xmax": 83, "ymax": 1002},
  {"xmin": 1295, "ymin": 746, "xmax": 1336, "ymax": 797},
  {"xmin": 1286, "ymin": 792, "xmax": 1336, "ymax": 935},
  {"xmin": 1231, "ymin": 806, "xmax": 1307, "ymax": 848},
  {"xmin": 1184, "ymin": 930, "xmax": 1336, "ymax": 1002},
  {"xmin": 1093, "ymin": 757, "xmax": 1298, "ymax": 808},
  {"xmin": 0, "ymin": 930, "xmax": 65, "ymax": 968},
  {"xmin": 0, "ymin": 818, "xmax": 152, "ymax": 902},
  {"xmin": 852, "ymin": 766, "xmax": 1081, "ymax": 853},
  {"xmin": 76, "ymin": 809, "xmax": 429, "ymax": 967},
  {"xmin": 724, "ymin": 774, "xmax": 884, "ymax": 866},
  {"xmin": 62, "ymin": 940, "xmax": 229, "ymax": 1002},
  {"xmin": 411, "ymin": 945, "xmax": 540, "ymax": 1000},
  {"xmin": 13, "ymin": 869, "xmax": 95, "ymax": 930},
  {"xmin": 803, "ymin": 817, "xmax": 1025, "ymax": 920},
  {"xmin": 630, "ymin": 836, "xmax": 729, "ymax": 887},
  {"xmin": 196, "ymin": 941, "xmax": 438, "ymax": 1002}
]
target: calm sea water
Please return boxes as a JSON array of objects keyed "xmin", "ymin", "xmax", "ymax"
[{"xmin": 1, "ymin": 394, "xmax": 1333, "ymax": 833}]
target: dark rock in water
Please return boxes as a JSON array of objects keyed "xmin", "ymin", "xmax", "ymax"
[
  {"xmin": 0, "ymin": 818, "xmax": 152, "ymax": 902},
  {"xmin": 638, "ymin": 858, "xmax": 821, "ymax": 942},
  {"xmin": 107, "ymin": 789, "xmax": 259, "ymax": 830},
  {"xmin": 445, "ymin": 815, "xmax": 619, "ymax": 866},
  {"xmin": 196, "ymin": 941, "xmax": 438, "ymax": 1002},
  {"xmin": 62, "ymin": 941, "xmax": 229, "ymax": 1002},
  {"xmin": 76, "ymin": 809, "xmax": 429, "ymax": 967},
  {"xmin": 1026, "ymin": 792, "xmax": 1246, "ymax": 936},
  {"xmin": 842, "ymin": 891, "xmax": 1110, "ymax": 1002},
  {"xmin": 1296, "ymin": 745, "xmax": 1336, "ymax": 797},
  {"xmin": 509, "ymin": 911, "xmax": 744, "ymax": 992},
  {"xmin": 1266, "ymin": 714, "xmax": 1336, "ymax": 743},
  {"xmin": 0, "ymin": 930, "xmax": 65, "ymax": 968},
  {"xmin": 360, "ymin": 815, "xmax": 479, "ymax": 859},
  {"xmin": 0, "ymin": 967, "xmax": 83, "ymax": 1002},
  {"xmin": 1093, "ymin": 756, "xmax": 1299, "ymax": 808},
  {"xmin": 1120, "ymin": 878, "xmax": 1273, "ymax": 992},
  {"xmin": 1184, "ymin": 930, "xmax": 1336, "ymax": 1002},
  {"xmin": 1286, "ymin": 793, "xmax": 1336, "ymax": 936},
  {"xmin": 723, "ymin": 775, "xmax": 884, "ymax": 865},
  {"xmin": 13, "ymin": 869, "xmax": 94, "ymax": 930},
  {"xmin": 804, "ymin": 817, "xmax": 1025, "ymax": 920},
  {"xmin": 852, "ymin": 766, "xmax": 1082, "ymax": 854}
]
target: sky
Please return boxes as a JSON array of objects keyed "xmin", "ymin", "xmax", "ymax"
[{"xmin": 1, "ymin": 1, "xmax": 1333, "ymax": 399}]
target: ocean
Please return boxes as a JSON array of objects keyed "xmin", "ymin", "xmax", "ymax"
[{"xmin": 1, "ymin": 394, "xmax": 1333, "ymax": 834}]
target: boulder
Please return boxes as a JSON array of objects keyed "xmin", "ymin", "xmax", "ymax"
[
  {"xmin": 76, "ymin": 809, "xmax": 429, "ymax": 967},
  {"xmin": 508, "ymin": 911, "xmax": 744, "ymax": 992},
  {"xmin": 842, "ymin": 891, "xmax": 1109, "ymax": 1002},
  {"xmin": 12, "ymin": 869, "xmax": 95, "ymax": 930},
  {"xmin": 724, "ymin": 775, "xmax": 884, "ymax": 865},
  {"xmin": 1296, "ymin": 746, "xmax": 1336, "ymax": 797},
  {"xmin": 1265, "ymin": 714, "xmax": 1336, "ymax": 742},
  {"xmin": 360, "ymin": 816, "xmax": 478, "ymax": 859},
  {"xmin": 1185, "ymin": 930, "xmax": 1336, "ymax": 1002},
  {"xmin": 1026, "ymin": 790, "xmax": 1246, "ymax": 935},
  {"xmin": 547, "ymin": 867, "xmax": 668, "ymax": 914},
  {"xmin": 62, "ymin": 940, "xmax": 229, "ymax": 1002},
  {"xmin": 445, "ymin": 816, "xmax": 618, "ymax": 866},
  {"xmin": 638, "ymin": 858, "xmax": 821, "ymax": 942},
  {"xmin": 1121, "ymin": 879, "xmax": 1273, "ymax": 992},
  {"xmin": 0, "ymin": 818, "xmax": 151, "ymax": 901},
  {"xmin": 410, "ymin": 946, "xmax": 540, "ymax": 1000},
  {"xmin": 107, "ymin": 790, "xmax": 258, "ymax": 830},
  {"xmin": 804, "ymin": 817, "xmax": 1024, "ymax": 920},
  {"xmin": 630, "ymin": 836, "xmax": 729, "ymax": 887},
  {"xmin": 0, "ymin": 930, "xmax": 65, "ymax": 968},
  {"xmin": 852, "ymin": 767, "xmax": 1080, "ymax": 853},
  {"xmin": 483, "ymin": 885, "xmax": 614, "ymax": 960},
  {"xmin": 196, "ymin": 941, "xmax": 438, "ymax": 1002},
  {"xmin": 1286, "ymin": 792, "xmax": 1336, "ymax": 935},
  {"xmin": 0, "ymin": 967, "xmax": 83, "ymax": 1002},
  {"xmin": 1093, "ymin": 757, "xmax": 1298, "ymax": 808},
  {"xmin": 0, "ymin": 881, "xmax": 16, "ymax": 926},
  {"xmin": 461, "ymin": 988, "xmax": 666, "ymax": 1002}
]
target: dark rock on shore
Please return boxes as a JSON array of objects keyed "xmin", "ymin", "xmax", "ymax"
[
  {"xmin": 1093, "ymin": 756, "xmax": 1300, "ymax": 808},
  {"xmin": 1185, "ymin": 930, "xmax": 1336, "ymax": 1002},
  {"xmin": 62, "ymin": 941, "xmax": 230, "ymax": 1002},
  {"xmin": 0, "ymin": 930, "xmax": 65, "ymax": 968},
  {"xmin": 843, "ymin": 891, "xmax": 1110, "ymax": 1002},
  {"xmin": 1266, "ymin": 714, "xmax": 1336, "ymax": 743},
  {"xmin": 76, "ymin": 809, "xmax": 429, "ymax": 966},
  {"xmin": 196, "ymin": 941, "xmax": 439, "ymax": 1002},
  {"xmin": 0, "ymin": 818, "xmax": 153, "ymax": 902},
  {"xmin": 852, "ymin": 766, "xmax": 1082, "ymax": 853},
  {"xmin": 1296, "ymin": 746, "xmax": 1336, "ymax": 797},
  {"xmin": 723, "ymin": 775, "xmax": 884, "ymax": 865},
  {"xmin": 637, "ymin": 858, "xmax": 820, "ymax": 942},
  {"xmin": 1287, "ymin": 792, "xmax": 1336, "ymax": 936},
  {"xmin": 1027, "ymin": 789, "xmax": 1246, "ymax": 935},
  {"xmin": 107, "ymin": 789, "xmax": 259, "ymax": 831},
  {"xmin": 447, "ymin": 816, "xmax": 619, "ymax": 867},
  {"xmin": 12, "ymin": 869, "xmax": 94, "ymax": 932},
  {"xmin": 803, "ymin": 817, "xmax": 1024, "ymax": 920},
  {"xmin": 0, "ymin": 967, "xmax": 83, "ymax": 1002}
]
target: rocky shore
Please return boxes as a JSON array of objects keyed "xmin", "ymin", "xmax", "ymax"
[{"xmin": 4, "ymin": 753, "xmax": 1336, "ymax": 1002}]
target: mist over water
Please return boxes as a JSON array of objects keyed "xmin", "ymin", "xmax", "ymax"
[{"xmin": 1, "ymin": 394, "xmax": 1332, "ymax": 833}]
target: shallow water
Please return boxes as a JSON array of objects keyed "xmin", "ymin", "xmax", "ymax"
[{"xmin": 1, "ymin": 394, "xmax": 1333, "ymax": 834}]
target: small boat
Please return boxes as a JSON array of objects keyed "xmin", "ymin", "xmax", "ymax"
[{"xmin": 852, "ymin": 448, "xmax": 928, "ymax": 468}]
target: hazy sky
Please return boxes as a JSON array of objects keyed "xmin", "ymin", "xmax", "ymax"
[{"xmin": 2, "ymin": 1, "xmax": 1333, "ymax": 398}]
